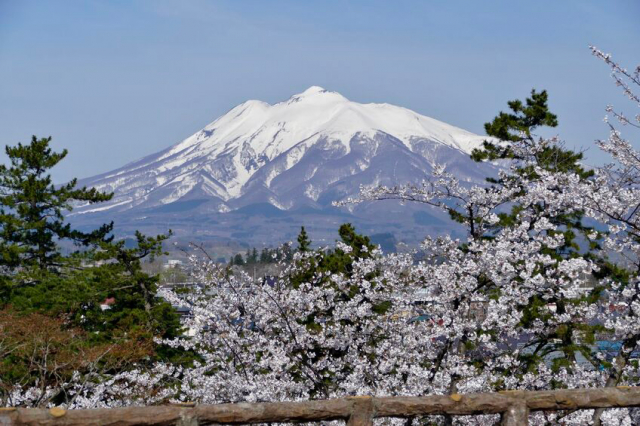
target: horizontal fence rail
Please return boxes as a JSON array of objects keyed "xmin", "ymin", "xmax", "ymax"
[{"xmin": 2, "ymin": 387, "xmax": 640, "ymax": 425}]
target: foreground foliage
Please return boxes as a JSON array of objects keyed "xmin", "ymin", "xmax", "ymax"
[
  {"xmin": 0, "ymin": 137, "xmax": 180, "ymax": 406},
  {"xmin": 4, "ymin": 48, "xmax": 640, "ymax": 425}
]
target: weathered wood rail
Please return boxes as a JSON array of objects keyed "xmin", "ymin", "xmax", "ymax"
[{"xmin": 1, "ymin": 387, "xmax": 639, "ymax": 425}]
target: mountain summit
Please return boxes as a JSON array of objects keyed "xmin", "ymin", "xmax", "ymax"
[{"xmin": 74, "ymin": 87, "xmax": 497, "ymax": 245}]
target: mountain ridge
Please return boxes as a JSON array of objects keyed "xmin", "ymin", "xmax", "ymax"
[
  {"xmin": 74, "ymin": 86, "xmax": 492, "ymax": 214},
  {"xmin": 71, "ymin": 87, "xmax": 498, "ymax": 246}
]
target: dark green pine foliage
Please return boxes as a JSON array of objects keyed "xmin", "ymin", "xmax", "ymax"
[
  {"xmin": 471, "ymin": 91, "xmax": 602, "ymax": 373},
  {"xmin": 297, "ymin": 226, "xmax": 312, "ymax": 252},
  {"xmin": 0, "ymin": 136, "xmax": 113, "ymax": 272},
  {"xmin": 287, "ymin": 224, "xmax": 392, "ymax": 397},
  {"xmin": 321, "ymin": 223, "xmax": 375, "ymax": 275},
  {"xmin": 474, "ymin": 89, "xmax": 558, "ymax": 152},
  {"xmin": 260, "ymin": 248, "xmax": 271, "ymax": 263},
  {"xmin": 233, "ymin": 253, "xmax": 245, "ymax": 265},
  {"xmin": 472, "ymin": 89, "xmax": 595, "ymax": 252},
  {"xmin": 0, "ymin": 136, "xmax": 182, "ymax": 361},
  {"xmin": 9, "ymin": 232, "xmax": 182, "ymax": 341},
  {"xmin": 288, "ymin": 224, "xmax": 379, "ymax": 301},
  {"xmin": 91, "ymin": 231, "xmax": 182, "ymax": 340},
  {"xmin": 248, "ymin": 247, "xmax": 258, "ymax": 264},
  {"xmin": 473, "ymin": 89, "xmax": 592, "ymax": 179}
]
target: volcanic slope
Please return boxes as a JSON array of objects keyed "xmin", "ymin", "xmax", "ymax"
[{"xmin": 73, "ymin": 86, "xmax": 498, "ymax": 246}]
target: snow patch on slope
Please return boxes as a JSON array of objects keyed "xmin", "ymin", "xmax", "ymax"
[{"xmin": 76, "ymin": 86, "xmax": 491, "ymax": 214}]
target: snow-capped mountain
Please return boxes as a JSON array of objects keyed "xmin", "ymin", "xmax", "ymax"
[
  {"xmin": 73, "ymin": 87, "xmax": 497, "ymax": 246},
  {"xmin": 76, "ymin": 86, "xmax": 492, "ymax": 214}
]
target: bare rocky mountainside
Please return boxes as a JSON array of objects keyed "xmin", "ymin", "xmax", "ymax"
[{"xmin": 71, "ymin": 87, "xmax": 498, "ymax": 249}]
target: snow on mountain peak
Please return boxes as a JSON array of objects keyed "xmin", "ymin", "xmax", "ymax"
[
  {"xmin": 77, "ymin": 87, "xmax": 492, "ymax": 215},
  {"xmin": 285, "ymin": 86, "xmax": 347, "ymax": 106},
  {"xmin": 299, "ymin": 85, "xmax": 329, "ymax": 96},
  {"xmin": 190, "ymin": 86, "xmax": 486, "ymax": 160}
]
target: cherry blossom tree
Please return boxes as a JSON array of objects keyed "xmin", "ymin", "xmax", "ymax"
[
  {"xmin": 578, "ymin": 46, "xmax": 640, "ymax": 426},
  {"xmin": 6, "ymin": 48, "xmax": 640, "ymax": 426}
]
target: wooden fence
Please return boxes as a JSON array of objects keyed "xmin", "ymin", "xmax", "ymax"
[{"xmin": 1, "ymin": 387, "xmax": 640, "ymax": 426}]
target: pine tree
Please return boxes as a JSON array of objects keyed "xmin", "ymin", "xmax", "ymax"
[
  {"xmin": 233, "ymin": 253, "xmax": 245, "ymax": 266},
  {"xmin": 471, "ymin": 90, "xmax": 599, "ymax": 373},
  {"xmin": 248, "ymin": 247, "xmax": 258, "ymax": 264},
  {"xmin": 473, "ymin": 90, "xmax": 593, "ymax": 251},
  {"xmin": 0, "ymin": 136, "xmax": 113, "ymax": 271},
  {"xmin": 0, "ymin": 136, "xmax": 181, "ymax": 360},
  {"xmin": 91, "ymin": 231, "xmax": 181, "ymax": 340},
  {"xmin": 297, "ymin": 226, "xmax": 312, "ymax": 252},
  {"xmin": 337, "ymin": 223, "xmax": 374, "ymax": 258},
  {"xmin": 260, "ymin": 248, "xmax": 270, "ymax": 263}
]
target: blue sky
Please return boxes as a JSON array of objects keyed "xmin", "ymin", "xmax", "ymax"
[{"xmin": 1, "ymin": 0, "xmax": 638, "ymax": 182}]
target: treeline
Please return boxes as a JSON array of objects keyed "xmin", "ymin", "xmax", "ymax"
[
  {"xmin": 228, "ymin": 244, "xmax": 293, "ymax": 265},
  {"xmin": 228, "ymin": 227, "xmax": 312, "ymax": 266}
]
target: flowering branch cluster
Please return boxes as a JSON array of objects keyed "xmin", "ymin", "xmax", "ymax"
[{"xmin": 7, "ymin": 48, "xmax": 640, "ymax": 426}]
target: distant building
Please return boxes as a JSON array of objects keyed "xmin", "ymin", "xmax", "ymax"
[
  {"xmin": 100, "ymin": 297, "xmax": 116, "ymax": 311},
  {"xmin": 163, "ymin": 259, "xmax": 184, "ymax": 269}
]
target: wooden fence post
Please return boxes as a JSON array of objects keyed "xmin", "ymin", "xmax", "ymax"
[
  {"xmin": 347, "ymin": 396, "xmax": 374, "ymax": 426},
  {"xmin": 500, "ymin": 401, "xmax": 529, "ymax": 426},
  {"xmin": 176, "ymin": 414, "xmax": 199, "ymax": 426}
]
